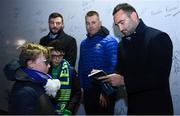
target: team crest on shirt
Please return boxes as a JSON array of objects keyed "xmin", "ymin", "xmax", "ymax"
[{"xmin": 95, "ymin": 43, "xmax": 102, "ymax": 49}]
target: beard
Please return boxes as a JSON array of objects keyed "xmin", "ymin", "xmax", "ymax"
[{"xmin": 49, "ymin": 26, "xmax": 63, "ymax": 34}]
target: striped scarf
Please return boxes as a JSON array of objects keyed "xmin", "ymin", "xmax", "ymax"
[{"xmin": 51, "ymin": 59, "xmax": 72, "ymax": 114}]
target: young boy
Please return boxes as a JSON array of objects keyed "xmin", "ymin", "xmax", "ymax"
[
  {"xmin": 49, "ymin": 46, "xmax": 81, "ymax": 115},
  {"xmin": 4, "ymin": 43, "xmax": 61, "ymax": 114}
]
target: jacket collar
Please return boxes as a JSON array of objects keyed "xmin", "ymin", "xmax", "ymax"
[
  {"xmin": 122, "ymin": 19, "xmax": 148, "ymax": 42},
  {"xmin": 86, "ymin": 26, "xmax": 109, "ymax": 38},
  {"xmin": 48, "ymin": 29, "xmax": 66, "ymax": 40}
]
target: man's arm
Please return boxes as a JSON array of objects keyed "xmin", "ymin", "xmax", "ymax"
[{"xmin": 65, "ymin": 38, "xmax": 77, "ymax": 67}]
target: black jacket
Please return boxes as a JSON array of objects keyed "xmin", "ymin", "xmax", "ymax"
[
  {"xmin": 40, "ymin": 30, "xmax": 77, "ymax": 67},
  {"xmin": 116, "ymin": 19, "xmax": 173, "ymax": 114},
  {"xmin": 4, "ymin": 60, "xmax": 55, "ymax": 114}
]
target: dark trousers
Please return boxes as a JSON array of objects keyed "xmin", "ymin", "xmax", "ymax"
[
  {"xmin": 0, "ymin": 109, "xmax": 8, "ymax": 115},
  {"xmin": 83, "ymin": 88, "xmax": 115, "ymax": 115}
]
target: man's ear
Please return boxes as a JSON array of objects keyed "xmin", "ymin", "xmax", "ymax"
[
  {"xmin": 100, "ymin": 21, "xmax": 102, "ymax": 26},
  {"xmin": 62, "ymin": 24, "xmax": 64, "ymax": 29},
  {"xmin": 131, "ymin": 12, "xmax": 138, "ymax": 22}
]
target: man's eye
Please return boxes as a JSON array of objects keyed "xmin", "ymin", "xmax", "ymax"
[{"xmin": 56, "ymin": 22, "xmax": 61, "ymax": 25}]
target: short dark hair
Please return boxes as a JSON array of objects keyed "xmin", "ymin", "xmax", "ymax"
[
  {"xmin": 48, "ymin": 12, "xmax": 63, "ymax": 23},
  {"xmin": 48, "ymin": 41, "xmax": 65, "ymax": 53},
  {"xmin": 50, "ymin": 46, "xmax": 65, "ymax": 53},
  {"xmin": 85, "ymin": 10, "xmax": 99, "ymax": 18},
  {"xmin": 113, "ymin": 3, "xmax": 137, "ymax": 17}
]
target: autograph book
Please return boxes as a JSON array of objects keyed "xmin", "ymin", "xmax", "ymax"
[
  {"xmin": 88, "ymin": 70, "xmax": 107, "ymax": 80},
  {"xmin": 88, "ymin": 70, "xmax": 116, "ymax": 95}
]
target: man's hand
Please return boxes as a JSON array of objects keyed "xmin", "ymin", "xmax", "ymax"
[
  {"xmin": 102, "ymin": 73, "xmax": 125, "ymax": 87},
  {"xmin": 99, "ymin": 93, "xmax": 108, "ymax": 108}
]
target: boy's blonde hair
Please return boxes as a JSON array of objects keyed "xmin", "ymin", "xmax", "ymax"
[{"xmin": 18, "ymin": 43, "xmax": 50, "ymax": 67}]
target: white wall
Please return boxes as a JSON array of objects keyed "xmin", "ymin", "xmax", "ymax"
[{"xmin": 0, "ymin": 0, "xmax": 180, "ymax": 114}]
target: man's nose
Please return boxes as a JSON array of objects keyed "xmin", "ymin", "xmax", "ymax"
[{"xmin": 53, "ymin": 23, "xmax": 57, "ymax": 26}]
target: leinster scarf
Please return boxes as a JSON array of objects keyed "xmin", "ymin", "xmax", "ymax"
[{"xmin": 51, "ymin": 59, "xmax": 72, "ymax": 114}]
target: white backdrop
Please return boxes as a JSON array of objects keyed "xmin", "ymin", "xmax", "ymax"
[{"xmin": 0, "ymin": 0, "xmax": 180, "ymax": 114}]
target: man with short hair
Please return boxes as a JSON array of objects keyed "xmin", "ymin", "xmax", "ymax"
[
  {"xmin": 40, "ymin": 12, "xmax": 77, "ymax": 67},
  {"xmin": 103, "ymin": 3, "xmax": 174, "ymax": 115},
  {"xmin": 78, "ymin": 10, "xmax": 118, "ymax": 115}
]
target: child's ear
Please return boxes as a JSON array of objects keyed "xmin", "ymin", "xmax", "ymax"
[{"xmin": 27, "ymin": 60, "xmax": 34, "ymax": 68}]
